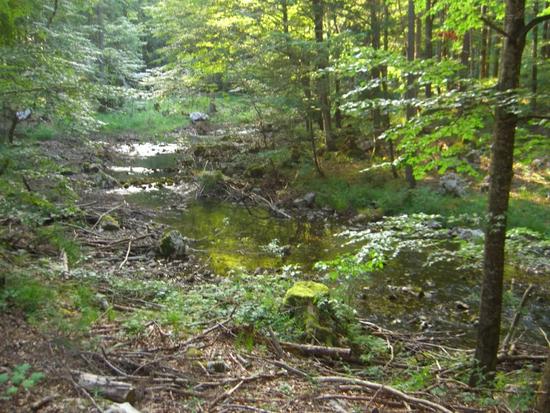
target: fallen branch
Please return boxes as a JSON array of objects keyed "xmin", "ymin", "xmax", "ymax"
[
  {"xmin": 118, "ymin": 241, "xmax": 132, "ymax": 269},
  {"xmin": 317, "ymin": 376, "xmax": 453, "ymax": 413},
  {"xmin": 92, "ymin": 203, "xmax": 124, "ymax": 230},
  {"xmin": 500, "ymin": 284, "xmax": 534, "ymax": 355},
  {"xmin": 31, "ymin": 394, "xmax": 58, "ymax": 411},
  {"xmin": 280, "ymin": 341, "xmax": 354, "ymax": 361},
  {"xmin": 209, "ymin": 379, "xmax": 244, "ymax": 411}
]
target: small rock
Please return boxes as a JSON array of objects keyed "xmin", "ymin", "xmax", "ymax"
[
  {"xmin": 100, "ymin": 214, "xmax": 120, "ymax": 231},
  {"xmin": 455, "ymin": 301, "xmax": 470, "ymax": 311},
  {"xmin": 159, "ymin": 230, "xmax": 187, "ymax": 258},
  {"xmin": 190, "ymin": 112, "xmax": 209, "ymax": 122},
  {"xmin": 439, "ymin": 172, "xmax": 468, "ymax": 197},
  {"xmin": 207, "ymin": 360, "xmax": 229, "ymax": 373},
  {"xmin": 303, "ymin": 192, "xmax": 316, "ymax": 208},
  {"xmin": 83, "ymin": 163, "xmax": 101, "ymax": 173}
]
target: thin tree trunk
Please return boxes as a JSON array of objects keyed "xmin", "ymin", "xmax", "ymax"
[
  {"xmin": 7, "ymin": 115, "xmax": 18, "ymax": 144},
  {"xmin": 538, "ymin": 351, "xmax": 550, "ymax": 413},
  {"xmin": 312, "ymin": 0, "xmax": 335, "ymax": 151},
  {"xmin": 470, "ymin": 0, "xmax": 529, "ymax": 385},
  {"xmin": 371, "ymin": 0, "xmax": 382, "ymax": 138},
  {"xmin": 532, "ymin": 0, "xmax": 539, "ymax": 110},
  {"xmin": 543, "ymin": 1, "xmax": 550, "ymax": 58},
  {"xmin": 480, "ymin": 6, "xmax": 489, "ymax": 78},
  {"xmin": 415, "ymin": 16, "xmax": 422, "ymax": 59},
  {"xmin": 460, "ymin": 29, "xmax": 472, "ymax": 79},
  {"xmin": 405, "ymin": 0, "xmax": 416, "ymax": 188},
  {"xmin": 383, "ymin": 1, "xmax": 397, "ymax": 178},
  {"xmin": 96, "ymin": 4, "xmax": 105, "ymax": 82},
  {"xmin": 492, "ymin": 33, "xmax": 501, "ymax": 78},
  {"xmin": 424, "ymin": 0, "xmax": 433, "ymax": 97}
]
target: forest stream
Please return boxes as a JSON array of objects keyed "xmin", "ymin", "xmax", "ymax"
[{"xmin": 101, "ymin": 134, "xmax": 550, "ymax": 348}]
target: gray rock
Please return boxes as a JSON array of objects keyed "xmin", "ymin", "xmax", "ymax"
[
  {"xmin": 439, "ymin": 172, "xmax": 468, "ymax": 197},
  {"xmin": 207, "ymin": 360, "xmax": 229, "ymax": 373},
  {"xmin": 452, "ymin": 228, "xmax": 484, "ymax": 240},
  {"xmin": 159, "ymin": 230, "xmax": 187, "ymax": 258},
  {"xmin": 293, "ymin": 192, "xmax": 316, "ymax": 208},
  {"xmin": 303, "ymin": 192, "xmax": 316, "ymax": 207},
  {"xmin": 189, "ymin": 112, "xmax": 209, "ymax": 122}
]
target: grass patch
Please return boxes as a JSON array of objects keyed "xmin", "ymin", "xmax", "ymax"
[{"xmin": 96, "ymin": 94, "xmax": 256, "ymax": 138}]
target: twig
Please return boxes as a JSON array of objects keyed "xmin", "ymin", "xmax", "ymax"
[
  {"xmin": 118, "ymin": 241, "xmax": 132, "ymax": 269},
  {"xmin": 317, "ymin": 376, "xmax": 453, "ymax": 413},
  {"xmin": 209, "ymin": 380, "xmax": 244, "ymax": 411},
  {"xmin": 220, "ymin": 405, "xmax": 274, "ymax": 413},
  {"xmin": 500, "ymin": 284, "xmax": 534, "ymax": 354},
  {"xmin": 67, "ymin": 375, "xmax": 104, "ymax": 413},
  {"xmin": 31, "ymin": 394, "xmax": 58, "ymax": 411},
  {"xmin": 92, "ymin": 203, "xmax": 124, "ymax": 230},
  {"xmin": 267, "ymin": 327, "xmax": 285, "ymax": 359}
]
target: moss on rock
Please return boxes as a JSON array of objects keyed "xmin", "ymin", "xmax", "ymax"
[
  {"xmin": 284, "ymin": 281, "xmax": 329, "ymax": 305},
  {"xmin": 100, "ymin": 214, "xmax": 120, "ymax": 231},
  {"xmin": 159, "ymin": 230, "xmax": 187, "ymax": 258}
]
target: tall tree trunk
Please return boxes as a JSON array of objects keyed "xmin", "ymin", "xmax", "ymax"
[
  {"xmin": 460, "ymin": 29, "xmax": 472, "ymax": 79},
  {"xmin": 424, "ymin": 0, "xmax": 433, "ymax": 97},
  {"xmin": 96, "ymin": 3, "xmax": 105, "ymax": 82},
  {"xmin": 480, "ymin": 6, "xmax": 489, "ymax": 78},
  {"xmin": 532, "ymin": 0, "xmax": 539, "ymax": 110},
  {"xmin": 312, "ymin": 0, "xmax": 335, "ymax": 151},
  {"xmin": 404, "ymin": 0, "xmax": 416, "ymax": 189},
  {"xmin": 538, "ymin": 351, "xmax": 550, "ymax": 413},
  {"xmin": 492, "ymin": 33, "xmax": 501, "ymax": 78},
  {"xmin": 543, "ymin": 1, "xmax": 550, "ymax": 58},
  {"xmin": 415, "ymin": 16, "xmax": 422, "ymax": 59},
  {"xmin": 383, "ymin": 0, "xmax": 397, "ymax": 178},
  {"xmin": 371, "ymin": 0, "xmax": 382, "ymax": 137},
  {"xmin": 470, "ymin": 0, "xmax": 532, "ymax": 385}
]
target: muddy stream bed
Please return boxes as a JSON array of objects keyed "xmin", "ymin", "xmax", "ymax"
[{"xmin": 105, "ymin": 138, "xmax": 550, "ymax": 346}]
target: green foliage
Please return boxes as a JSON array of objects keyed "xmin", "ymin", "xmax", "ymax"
[
  {"xmin": 0, "ymin": 363, "xmax": 45, "ymax": 400},
  {"xmin": 36, "ymin": 225, "xmax": 82, "ymax": 266}
]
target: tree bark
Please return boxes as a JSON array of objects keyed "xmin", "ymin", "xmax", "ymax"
[
  {"xmin": 538, "ymin": 351, "xmax": 550, "ymax": 413},
  {"xmin": 312, "ymin": 0, "xmax": 335, "ymax": 151},
  {"xmin": 383, "ymin": 0, "xmax": 397, "ymax": 178},
  {"xmin": 480, "ymin": 6, "xmax": 489, "ymax": 78},
  {"xmin": 460, "ymin": 29, "xmax": 472, "ymax": 79},
  {"xmin": 424, "ymin": 0, "xmax": 433, "ymax": 97},
  {"xmin": 471, "ymin": 0, "xmax": 528, "ymax": 385},
  {"xmin": 532, "ymin": 0, "xmax": 539, "ymax": 110},
  {"xmin": 371, "ymin": 0, "xmax": 382, "ymax": 138},
  {"xmin": 405, "ymin": 0, "xmax": 416, "ymax": 189}
]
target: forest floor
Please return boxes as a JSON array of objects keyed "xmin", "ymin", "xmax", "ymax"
[{"xmin": 1, "ymin": 118, "xmax": 549, "ymax": 412}]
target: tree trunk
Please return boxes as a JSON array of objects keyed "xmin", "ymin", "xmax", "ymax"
[
  {"xmin": 312, "ymin": 0, "xmax": 335, "ymax": 151},
  {"xmin": 371, "ymin": 0, "xmax": 382, "ymax": 138},
  {"xmin": 383, "ymin": 1, "xmax": 397, "ymax": 178},
  {"xmin": 405, "ymin": 0, "xmax": 416, "ymax": 189},
  {"xmin": 538, "ymin": 351, "xmax": 550, "ymax": 413},
  {"xmin": 7, "ymin": 115, "xmax": 18, "ymax": 144},
  {"xmin": 543, "ymin": 2, "xmax": 550, "ymax": 58},
  {"xmin": 460, "ymin": 29, "xmax": 472, "ymax": 79},
  {"xmin": 480, "ymin": 6, "xmax": 489, "ymax": 78},
  {"xmin": 96, "ymin": 4, "xmax": 105, "ymax": 82},
  {"xmin": 424, "ymin": 0, "xmax": 433, "ymax": 97},
  {"xmin": 532, "ymin": 0, "xmax": 539, "ymax": 110},
  {"xmin": 470, "ymin": 0, "xmax": 528, "ymax": 385},
  {"xmin": 492, "ymin": 33, "xmax": 501, "ymax": 78},
  {"xmin": 415, "ymin": 16, "xmax": 422, "ymax": 59}
]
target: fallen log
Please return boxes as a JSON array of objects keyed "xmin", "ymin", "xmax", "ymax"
[
  {"xmin": 76, "ymin": 371, "xmax": 136, "ymax": 403},
  {"xmin": 280, "ymin": 341, "xmax": 354, "ymax": 360}
]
